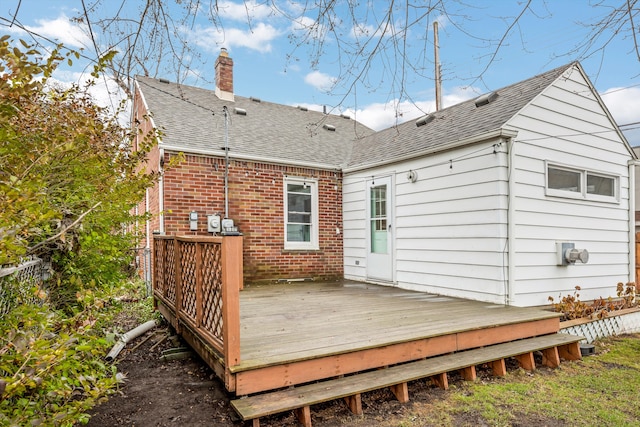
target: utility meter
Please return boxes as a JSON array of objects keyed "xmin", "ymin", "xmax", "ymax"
[
  {"xmin": 189, "ymin": 211, "xmax": 198, "ymax": 231},
  {"xmin": 207, "ymin": 214, "xmax": 221, "ymax": 233}
]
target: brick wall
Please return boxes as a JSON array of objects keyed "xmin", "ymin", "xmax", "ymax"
[{"xmin": 160, "ymin": 152, "xmax": 344, "ymax": 282}]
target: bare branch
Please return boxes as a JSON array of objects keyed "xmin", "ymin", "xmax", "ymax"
[{"xmin": 27, "ymin": 202, "xmax": 102, "ymax": 255}]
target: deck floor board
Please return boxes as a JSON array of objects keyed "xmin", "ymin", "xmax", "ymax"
[{"xmin": 237, "ymin": 281, "xmax": 559, "ymax": 370}]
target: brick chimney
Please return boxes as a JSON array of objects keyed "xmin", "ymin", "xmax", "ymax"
[{"xmin": 215, "ymin": 48, "xmax": 234, "ymax": 102}]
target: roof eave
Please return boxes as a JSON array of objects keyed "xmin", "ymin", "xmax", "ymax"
[
  {"xmin": 343, "ymin": 128, "xmax": 519, "ymax": 173},
  {"xmin": 158, "ymin": 144, "xmax": 343, "ymax": 171}
]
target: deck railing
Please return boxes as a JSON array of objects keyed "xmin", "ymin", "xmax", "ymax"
[{"xmin": 153, "ymin": 235, "xmax": 242, "ymax": 367}]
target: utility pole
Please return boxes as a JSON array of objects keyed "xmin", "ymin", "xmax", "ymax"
[{"xmin": 434, "ymin": 21, "xmax": 442, "ymax": 111}]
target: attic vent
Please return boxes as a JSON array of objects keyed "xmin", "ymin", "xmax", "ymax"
[
  {"xmin": 474, "ymin": 91, "xmax": 499, "ymax": 107},
  {"xmin": 159, "ymin": 78, "xmax": 170, "ymax": 84},
  {"xmin": 297, "ymin": 106, "xmax": 308, "ymax": 111},
  {"xmin": 234, "ymin": 107, "xmax": 247, "ymax": 115},
  {"xmin": 250, "ymin": 97, "xmax": 261, "ymax": 103},
  {"xmin": 415, "ymin": 114, "xmax": 435, "ymax": 127},
  {"xmin": 323, "ymin": 124, "xmax": 336, "ymax": 132},
  {"xmin": 340, "ymin": 114, "xmax": 351, "ymax": 119}
]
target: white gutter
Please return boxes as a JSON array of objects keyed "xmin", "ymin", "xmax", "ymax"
[
  {"xmin": 628, "ymin": 159, "xmax": 639, "ymax": 285},
  {"xmin": 343, "ymin": 129, "xmax": 519, "ymax": 174},
  {"xmin": 159, "ymin": 144, "xmax": 343, "ymax": 171}
]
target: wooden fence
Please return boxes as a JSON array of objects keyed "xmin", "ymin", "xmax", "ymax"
[{"xmin": 152, "ymin": 235, "xmax": 243, "ymax": 368}]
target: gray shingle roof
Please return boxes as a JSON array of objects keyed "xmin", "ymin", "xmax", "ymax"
[
  {"xmin": 136, "ymin": 76, "xmax": 374, "ymax": 169},
  {"xmin": 136, "ymin": 62, "xmax": 573, "ymax": 171},
  {"xmin": 346, "ymin": 63, "xmax": 573, "ymax": 169}
]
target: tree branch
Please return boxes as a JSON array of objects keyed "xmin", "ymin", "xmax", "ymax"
[{"xmin": 27, "ymin": 202, "xmax": 102, "ymax": 254}]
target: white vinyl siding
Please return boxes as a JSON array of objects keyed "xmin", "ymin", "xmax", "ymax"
[
  {"xmin": 344, "ymin": 140, "xmax": 510, "ymax": 304},
  {"xmin": 506, "ymin": 65, "xmax": 631, "ymax": 306}
]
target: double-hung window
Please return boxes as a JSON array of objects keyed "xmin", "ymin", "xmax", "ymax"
[
  {"xmin": 284, "ymin": 177, "xmax": 319, "ymax": 250},
  {"xmin": 546, "ymin": 163, "xmax": 618, "ymax": 202}
]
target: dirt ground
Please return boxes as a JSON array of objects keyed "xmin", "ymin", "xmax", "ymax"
[{"xmin": 86, "ymin": 323, "xmax": 565, "ymax": 427}]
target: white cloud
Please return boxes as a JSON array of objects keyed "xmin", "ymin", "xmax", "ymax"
[
  {"xmin": 19, "ymin": 15, "xmax": 91, "ymax": 49},
  {"xmin": 304, "ymin": 70, "xmax": 337, "ymax": 92},
  {"xmin": 351, "ymin": 86, "xmax": 477, "ymax": 131},
  {"xmin": 187, "ymin": 22, "xmax": 280, "ymax": 52},
  {"xmin": 216, "ymin": 0, "xmax": 273, "ymax": 21},
  {"xmin": 601, "ymin": 86, "xmax": 640, "ymax": 146}
]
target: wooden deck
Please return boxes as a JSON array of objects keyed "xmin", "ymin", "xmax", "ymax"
[
  {"xmin": 229, "ymin": 280, "xmax": 561, "ymax": 395},
  {"xmin": 152, "ymin": 237, "xmax": 580, "ymax": 425}
]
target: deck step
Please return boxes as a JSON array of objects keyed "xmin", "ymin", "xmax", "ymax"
[{"xmin": 231, "ymin": 333, "xmax": 583, "ymax": 426}]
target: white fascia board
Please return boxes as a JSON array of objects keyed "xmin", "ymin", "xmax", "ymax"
[
  {"xmin": 343, "ymin": 128, "xmax": 518, "ymax": 173},
  {"xmin": 158, "ymin": 144, "xmax": 341, "ymax": 171}
]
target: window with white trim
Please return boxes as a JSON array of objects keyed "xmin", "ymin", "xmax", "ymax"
[
  {"xmin": 284, "ymin": 177, "xmax": 319, "ymax": 250},
  {"xmin": 546, "ymin": 163, "xmax": 618, "ymax": 202}
]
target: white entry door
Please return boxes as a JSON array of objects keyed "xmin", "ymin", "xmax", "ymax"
[{"xmin": 366, "ymin": 176, "xmax": 393, "ymax": 282}]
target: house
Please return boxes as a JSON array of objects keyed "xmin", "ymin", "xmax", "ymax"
[
  {"xmin": 133, "ymin": 49, "xmax": 373, "ymax": 283},
  {"xmin": 134, "ymin": 51, "xmax": 636, "ymax": 307}
]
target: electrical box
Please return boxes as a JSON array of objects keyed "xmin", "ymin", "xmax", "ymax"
[
  {"xmin": 556, "ymin": 242, "xmax": 589, "ymax": 265},
  {"xmin": 221, "ymin": 218, "xmax": 241, "ymax": 235},
  {"xmin": 189, "ymin": 211, "xmax": 198, "ymax": 231},
  {"xmin": 207, "ymin": 214, "xmax": 221, "ymax": 233}
]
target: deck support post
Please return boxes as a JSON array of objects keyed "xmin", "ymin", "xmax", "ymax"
[
  {"xmin": 515, "ymin": 352, "xmax": 536, "ymax": 371},
  {"xmin": 344, "ymin": 394, "xmax": 363, "ymax": 415},
  {"xmin": 390, "ymin": 382, "xmax": 409, "ymax": 403},
  {"xmin": 490, "ymin": 359, "xmax": 507, "ymax": 376},
  {"xmin": 558, "ymin": 342, "xmax": 582, "ymax": 361},
  {"xmin": 251, "ymin": 419, "xmax": 260, "ymax": 427},
  {"xmin": 222, "ymin": 236, "xmax": 243, "ymax": 368},
  {"xmin": 431, "ymin": 372, "xmax": 449, "ymax": 390},
  {"xmin": 295, "ymin": 406, "xmax": 312, "ymax": 427},
  {"xmin": 542, "ymin": 346, "xmax": 560, "ymax": 368},
  {"xmin": 460, "ymin": 366, "xmax": 476, "ymax": 381}
]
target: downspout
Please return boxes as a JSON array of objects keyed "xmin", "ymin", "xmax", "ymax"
[
  {"xmin": 507, "ymin": 136, "xmax": 516, "ymax": 305},
  {"xmin": 158, "ymin": 148, "xmax": 165, "ymax": 234},
  {"xmin": 145, "ymin": 189, "xmax": 150, "ymax": 249},
  {"xmin": 628, "ymin": 159, "xmax": 639, "ymax": 285},
  {"xmin": 223, "ymin": 106, "xmax": 229, "ymax": 219}
]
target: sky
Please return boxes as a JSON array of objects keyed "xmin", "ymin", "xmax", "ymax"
[{"xmin": 2, "ymin": 0, "xmax": 640, "ymax": 145}]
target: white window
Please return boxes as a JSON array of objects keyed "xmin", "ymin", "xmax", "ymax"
[
  {"xmin": 546, "ymin": 163, "xmax": 618, "ymax": 202},
  {"xmin": 284, "ymin": 177, "xmax": 319, "ymax": 250}
]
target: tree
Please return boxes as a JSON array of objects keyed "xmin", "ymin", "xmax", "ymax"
[
  {"xmin": 1, "ymin": 1, "xmax": 637, "ymax": 103},
  {"xmin": 0, "ymin": 36, "xmax": 158, "ymax": 299}
]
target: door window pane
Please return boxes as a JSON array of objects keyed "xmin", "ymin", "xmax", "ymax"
[{"xmin": 370, "ymin": 185, "xmax": 387, "ymax": 253}]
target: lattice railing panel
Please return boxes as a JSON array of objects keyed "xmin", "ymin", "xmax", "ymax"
[
  {"xmin": 180, "ymin": 242, "xmax": 198, "ymax": 321},
  {"xmin": 560, "ymin": 311, "xmax": 640, "ymax": 343},
  {"xmin": 201, "ymin": 243, "xmax": 224, "ymax": 341},
  {"xmin": 152, "ymin": 235, "xmax": 242, "ymax": 369},
  {"xmin": 165, "ymin": 241, "xmax": 177, "ymax": 304},
  {"xmin": 153, "ymin": 239, "xmax": 166, "ymax": 297}
]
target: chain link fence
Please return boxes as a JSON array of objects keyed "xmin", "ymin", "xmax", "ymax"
[{"xmin": 0, "ymin": 257, "xmax": 46, "ymax": 318}]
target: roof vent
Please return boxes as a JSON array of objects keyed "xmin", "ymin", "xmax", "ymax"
[
  {"xmin": 474, "ymin": 91, "xmax": 499, "ymax": 107},
  {"xmin": 323, "ymin": 124, "xmax": 336, "ymax": 132},
  {"xmin": 250, "ymin": 97, "xmax": 261, "ymax": 103},
  {"xmin": 415, "ymin": 114, "xmax": 435, "ymax": 127},
  {"xmin": 340, "ymin": 113, "xmax": 351, "ymax": 119},
  {"xmin": 159, "ymin": 78, "xmax": 170, "ymax": 84},
  {"xmin": 297, "ymin": 106, "xmax": 308, "ymax": 111},
  {"xmin": 234, "ymin": 107, "xmax": 247, "ymax": 116}
]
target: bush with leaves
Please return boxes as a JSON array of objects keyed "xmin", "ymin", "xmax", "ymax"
[
  {"xmin": 0, "ymin": 36, "xmax": 159, "ymax": 299},
  {"xmin": 0, "ymin": 286, "xmax": 120, "ymax": 426}
]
